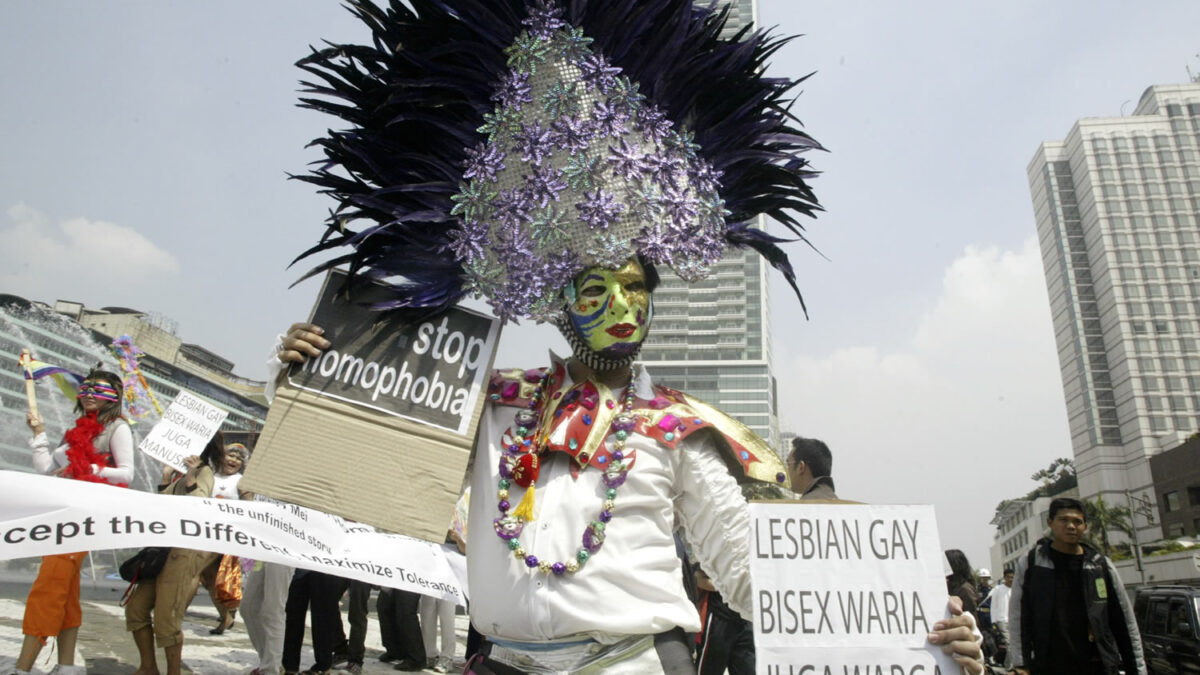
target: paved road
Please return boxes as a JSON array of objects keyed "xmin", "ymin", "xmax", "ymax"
[{"xmin": 0, "ymin": 576, "xmax": 466, "ymax": 675}]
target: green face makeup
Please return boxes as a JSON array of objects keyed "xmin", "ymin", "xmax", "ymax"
[{"xmin": 566, "ymin": 259, "xmax": 652, "ymax": 356}]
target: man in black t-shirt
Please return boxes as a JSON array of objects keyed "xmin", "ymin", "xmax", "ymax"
[{"xmin": 1009, "ymin": 497, "xmax": 1145, "ymax": 675}]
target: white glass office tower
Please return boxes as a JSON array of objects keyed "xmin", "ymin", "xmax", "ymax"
[
  {"xmin": 640, "ymin": 0, "xmax": 780, "ymax": 451},
  {"xmin": 1029, "ymin": 83, "xmax": 1200, "ymax": 539}
]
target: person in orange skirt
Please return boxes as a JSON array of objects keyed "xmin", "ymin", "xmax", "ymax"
[{"xmin": 18, "ymin": 370, "xmax": 135, "ymax": 675}]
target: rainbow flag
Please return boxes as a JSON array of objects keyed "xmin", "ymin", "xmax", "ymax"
[{"xmin": 23, "ymin": 359, "xmax": 85, "ymax": 399}]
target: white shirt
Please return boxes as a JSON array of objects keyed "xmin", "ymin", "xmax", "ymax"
[
  {"xmin": 987, "ymin": 583, "xmax": 1011, "ymax": 623},
  {"xmin": 467, "ymin": 357, "xmax": 752, "ymax": 643},
  {"xmin": 29, "ymin": 420, "xmax": 135, "ymax": 484},
  {"xmin": 212, "ymin": 472, "xmax": 243, "ymax": 499}
]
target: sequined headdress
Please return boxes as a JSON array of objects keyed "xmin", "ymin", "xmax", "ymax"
[{"xmin": 293, "ymin": 0, "xmax": 822, "ymax": 323}]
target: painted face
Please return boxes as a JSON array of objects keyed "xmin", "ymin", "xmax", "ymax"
[
  {"xmin": 567, "ymin": 259, "xmax": 652, "ymax": 356},
  {"xmin": 77, "ymin": 380, "xmax": 120, "ymax": 412}
]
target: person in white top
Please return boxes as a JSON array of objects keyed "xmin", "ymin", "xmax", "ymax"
[
  {"xmin": 274, "ymin": 1, "xmax": 984, "ymax": 670},
  {"xmin": 199, "ymin": 442, "xmax": 250, "ymax": 634},
  {"xmin": 17, "ymin": 369, "xmax": 134, "ymax": 675},
  {"xmin": 275, "ymin": 259, "xmax": 985, "ymax": 674},
  {"xmin": 985, "ymin": 568, "xmax": 1014, "ymax": 663}
]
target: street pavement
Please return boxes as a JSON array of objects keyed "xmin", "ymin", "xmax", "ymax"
[{"xmin": 0, "ymin": 576, "xmax": 467, "ymax": 675}]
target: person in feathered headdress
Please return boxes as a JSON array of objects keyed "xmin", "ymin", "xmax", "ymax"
[{"xmin": 271, "ymin": 1, "xmax": 984, "ymax": 672}]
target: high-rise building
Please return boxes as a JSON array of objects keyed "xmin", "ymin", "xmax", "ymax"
[
  {"xmin": 1029, "ymin": 82, "xmax": 1200, "ymax": 540},
  {"xmin": 640, "ymin": 0, "xmax": 781, "ymax": 452}
]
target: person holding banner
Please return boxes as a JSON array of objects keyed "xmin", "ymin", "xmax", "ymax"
[
  {"xmin": 275, "ymin": 1, "xmax": 985, "ymax": 672},
  {"xmin": 14, "ymin": 369, "xmax": 133, "ymax": 675},
  {"xmin": 124, "ymin": 432, "xmax": 226, "ymax": 675}
]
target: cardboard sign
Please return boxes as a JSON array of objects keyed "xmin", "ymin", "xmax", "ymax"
[
  {"xmin": 242, "ymin": 269, "xmax": 500, "ymax": 542},
  {"xmin": 287, "ymin": 271, "xmax": 496, "ymax": 435},
  {"xmin": 749, "ymin": 503, "xmax": 957, "ymax": 675},
  {"xmin": 137, "ymin": 390, "xmax": 229, "ymax": 472},
  {"xmin": 0, "ymin": 472, "xmax": 464, "ymax": 603}
]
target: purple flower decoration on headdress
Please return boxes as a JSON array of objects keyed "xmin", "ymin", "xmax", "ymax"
[
  {"xmin": 444, "ymin": 221, "xmax": 488, "ymax": 263},
  {"xmin": 551, "ymin": 115, "xmax": 593, "ymax": 155},
  {"xmin": 513, "ymin": 120, "xmax": 555, "ymax": 165},
  {"xmin": 661, "ymin": 184, "xmax": 698, "ymax": 223},
  {"xmin": 521, "ymin": 0, "xmax": 566, "ymax": 39},
  {"xmin": 645, "ymin": 153, "xmax": 682, "ymax": 189},
  {"xmin": 492, "ymin": 71, "xmax": 533, "ymax": 109},
  {"xmin": 606, "ymin": 139, "xmax": 645, "ymax": 181},
  {"xmin": 462, "ymin": 142, "xmax": 507, "ymax": 183},
  {"xmin": 689, "ymin": 162, "xmax": 724, "ymax": 194},
  {"xmin": 577, "ymin": 190, "xmax": 624, "ymax": 230},
  {"xmin": 591, "ymin": 99, "xmax": 629, "ymax": 138},
  {"xmin": 578, "ymin": 53, "xmax": 620, "ymax": 94},
  {"xmin": 636, "ymin": 106, "xmax": 673, "ymax": 144},
  {"xmin": 493, "ymin": 188, "xmax": 533, "ymax": 228},
  {"xmin": 633, "ymin": 225, "xmax": 673, "ymax": 265},
  {"xmin": 524, "ymin": 164, "xmax": 567, "ymax": 208}
]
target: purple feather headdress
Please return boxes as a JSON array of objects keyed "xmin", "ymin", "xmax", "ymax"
[{"xmin": 293, "ymin": 0, "xmax": 822, "ymax": 322}]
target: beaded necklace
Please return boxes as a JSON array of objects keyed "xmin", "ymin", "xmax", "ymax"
[{"xmin": 492, "ymin": 371, "xmax": 637, "ymax": 576}]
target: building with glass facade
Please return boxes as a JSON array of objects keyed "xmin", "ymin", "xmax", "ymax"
[
  {"xmin": 640, "ymin": 0, "xmax": 780, "ymax": 452},
  {"xmin": 1029, "ymin": 82, "xmax": 1200, "ymax": 540}
]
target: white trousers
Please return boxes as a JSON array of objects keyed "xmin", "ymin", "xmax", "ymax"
[
  {"xmin": 419, "ymin": 594, "xmax": 457, "ymax": 662},
  {"xmin": 241, "ymin": 562, "xmax": 295, "ymax": 675}
]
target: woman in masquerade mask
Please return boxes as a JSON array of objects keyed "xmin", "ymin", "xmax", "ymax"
[{"xmin": 17, "ymin": 369, "xmax": 134, "ymax": 675}]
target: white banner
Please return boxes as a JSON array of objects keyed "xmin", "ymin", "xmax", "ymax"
[
  {"xmin": 749, "ymin": 503, "xmax": 956, "ymax": 675},
  {"xmin": 0, "ymin": 472, "xmax": 464, "ymax": 604},
  {"xmin": 137, "ymin": 390, "xmax": 229, "ymax": 472}
]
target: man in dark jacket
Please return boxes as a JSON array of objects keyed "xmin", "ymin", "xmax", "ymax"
[
  {"xmin": 1009, "ymin": 497, "xmax": 1145, "ymax": 675},
  {"xmin": 788, "ymin": 437, "xmax": 838, "ymax": 500}
]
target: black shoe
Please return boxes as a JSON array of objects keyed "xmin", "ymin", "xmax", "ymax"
[
  {"xmin": 379, "ymin": 652, "xmax": 401, "ymax": 663},
  {"xmin": 392, "ymin": 660, "xmax": 424, "ymax": 672}
]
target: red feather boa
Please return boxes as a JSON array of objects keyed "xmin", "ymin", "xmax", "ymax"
[{"xmin": 62, "ymin": 413, "xmax": 128, "ymax": 488}]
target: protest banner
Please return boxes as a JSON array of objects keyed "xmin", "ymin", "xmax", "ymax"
[
  {"xmin": 749, "ymin": 502, "xmax": 956, "ymax": 675},
  {"xmin": 137, "ymin": 390, "xmax": 229, "ymax": 472},
  {"xmin": 0, "ymin": 471, "xmax": 465, "ymax": 604},
  {"xmin": 242, "ymin": 269, "xmax": 501, "ymax": 542}
]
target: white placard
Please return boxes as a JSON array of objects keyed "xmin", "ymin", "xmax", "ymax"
[
  {"xmin": 0, "ymin": 471, "xmax": 464, "ymax": 604},
  {"xmin": 749, "ymin": 503, "xmax": 958, "ymax": 675},
  {"xmin": 137, "ymin": 390, "xmax": 229, "ymax": 472}
]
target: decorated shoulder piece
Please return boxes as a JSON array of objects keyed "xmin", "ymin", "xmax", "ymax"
[{"xmin": 487, "ymin": 367, "xmax": 787, "ymax": 488}]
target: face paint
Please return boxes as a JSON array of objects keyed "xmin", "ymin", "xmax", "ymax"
[
  {"xmin": 567, "ymin": 259, "xmax": 652, "ymax": 356},
  {"xmin": 77, "ymin": 380, "xmax": 120, "ymax": 402}
]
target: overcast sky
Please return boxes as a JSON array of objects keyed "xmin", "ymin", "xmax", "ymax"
[{"xmin": 3, "ymin": 1, "xmax": 1199, "ymax": 567}]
